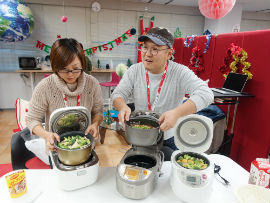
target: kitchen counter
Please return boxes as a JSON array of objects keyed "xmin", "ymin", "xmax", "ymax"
[{"xmin": 15, "ymin": 69, "xmax": 115, "ymax": 96}]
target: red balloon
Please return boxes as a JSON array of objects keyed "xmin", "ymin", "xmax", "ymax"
[
  {"xmin": 199, "ymin": 0, "xmax": 236, "ymax": 19},
  {"xmin": 61, "ymin": 16, "xmax": 68, "ymax": 22}
]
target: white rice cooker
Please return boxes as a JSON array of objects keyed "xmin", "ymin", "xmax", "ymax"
[
  {"xmin": 170, "ymin": 114, "xmax": 214, "ymax": 203},
  {"xmin": 116, "ymin": 111, "xmax": 164, "ymax": 200},
  {"xmin": 49, "ymin": 106, "xmax": 99, "ymax": 191}
]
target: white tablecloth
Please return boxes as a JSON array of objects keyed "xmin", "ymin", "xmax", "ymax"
[{"xmin": 0, "ymin": 154, "xmax": 249, "ymax": 203}]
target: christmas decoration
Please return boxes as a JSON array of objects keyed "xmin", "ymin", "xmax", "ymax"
[
  {"xmin": 127, "ymin": 59, "xmax": 132, "ymax": 67},
  {"xmin": 85, "ymin": 56, "xmax": 92, "ymax": 73},
  {"xmin": 137, "ymin": 16, "xmax": 155, "ymax": 62},
  {"xmin": 203, "ymin": 34, "xmax": 212, "ymax": 54},
  {"xmin": 199, "ymin": 0, "xmax": 236, "ymax": 20},
  {"xmin": 219, "ymin": 43, "xmax": 253, "ymax": 79},
  {"xmin": 104, "ymin": 110, "xmax": 113, "ymax": 125},
  {"xmin": 0, "ymin": 0, "xmax": 34, "ymax": 42},
  {"xmin": 116, "ymin": 63, "xmax": 128, "ymax": 78},
  {"xmin": 35, "ymin": 40, "xmax": 51, "ymax": 53},
  {"xmin": 35, "ymin": 28, "xmax": 136, "ymax": 55},
  {"xmin": 188, "ymin": 46, "xmax": 204, "ymax": 75},
  {"xmin": 174, "ymin": 27, "xmax": 182, "ymax": 38},
  {"xmin": 184, "ymin": 35, "xmax": 196, "ymax": 48},
  {"xmin": 97, "ymin": 59, "xmax": 101, "ymax": 69},
  {"xmin": 187, "ymin": 34, "xmax": 212, "ymax": 76},
  {"xmin": 61, "ymin": 16, "xmax": 67, "ymax": 22},
  {"xmin": 203, "ymin": 29, "xmax": 212, "ymax": 35}
]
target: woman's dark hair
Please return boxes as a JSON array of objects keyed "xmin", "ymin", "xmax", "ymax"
[{"xmin": 50, "ymin": 38, "xmax": 86, "ymax": 74}]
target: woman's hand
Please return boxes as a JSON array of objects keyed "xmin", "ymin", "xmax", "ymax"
[
  {"xmin": 45, "ymin": 131, "xmax": 60, "ymax": 151},
  {"xmin": 85, "ymin": 124, "xmax": 99, "ymax": 140}
]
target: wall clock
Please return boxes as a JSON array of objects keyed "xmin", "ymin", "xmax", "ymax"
[{"xmin": 92, "ymin": 1, "xmax": 101, "ymax": 12}]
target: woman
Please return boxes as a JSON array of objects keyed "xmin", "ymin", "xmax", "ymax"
[{"xmin": 27, "ymin": 38, "xmax": 104, "ymax": 151}]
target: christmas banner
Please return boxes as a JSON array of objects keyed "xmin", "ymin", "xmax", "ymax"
[{"xmin": 35, "ymin": 28, "xmax": 136, "ymax": 55}]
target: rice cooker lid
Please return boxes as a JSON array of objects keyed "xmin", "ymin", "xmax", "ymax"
[
  {"xmin": 174, "ymin": 114, "xmax": 213, "ymax": 153},
  {"xmin": 49, "ymin": 106, "xmax": 90, "ymax": 134},
  {"xmin": 130, "ymin": 110, "xmax": 160, "ymax": 120}
]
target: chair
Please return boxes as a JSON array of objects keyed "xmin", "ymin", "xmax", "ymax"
[
  {"xmin": 12, "ymin": 98, "xmax": 51, "ymax": 170},
  {"xmin": 100, "ymin": 72, "xmax": 121, "ymax": 99},
  {"xmin": 11, "ymin": 128, "xmax": 51, "ymax": 170},
  {"xmin": 13, "ymin": 98, "xmax": 29, "ymax": 133}
]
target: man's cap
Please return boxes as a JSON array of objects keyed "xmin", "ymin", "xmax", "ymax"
[{"xmin": 138, "ymin": 27, "xmax": 174, "ymax": 48}]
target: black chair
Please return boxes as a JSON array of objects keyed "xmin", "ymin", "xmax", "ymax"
[
  {"xmin": 11, "ymin": 128, "xmax": 35, "ymax": 170},
  {"xmin": 11, "ymin": 127, "xmax": 53, "ymax": 170}
]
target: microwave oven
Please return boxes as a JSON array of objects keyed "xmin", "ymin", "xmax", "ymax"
[{"xmin": 19, "ymin": 57, "xmax": 38, "ymax": 69}]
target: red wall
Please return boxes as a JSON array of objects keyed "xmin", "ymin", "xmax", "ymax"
[{"xmin": 174, "ymin": 30, "xmax": 270, "ymax": 170}]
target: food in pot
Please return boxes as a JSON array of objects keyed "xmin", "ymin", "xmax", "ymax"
[
  {"xmin": 177, "ymin": 154, "xmax": 208, "ymax": 170},
  {"xmin": 57, "ymin": 114, "xmax": 79, "ymax": 127},
  {"xmin": 131, "ymin": 124, "xmax": 154, "ymax": 129},
  {"xmin": 58, "ymin": 135, "xmax": 90, "ymax": 149}
]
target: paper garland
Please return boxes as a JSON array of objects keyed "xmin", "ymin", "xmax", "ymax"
[
  {"xmin": 219, "ymin": 43, "xmax": 253, "ymax": 79},
  {"xmin": 35, "ymin": 28, "xmax": 136, "ymax": 55}
]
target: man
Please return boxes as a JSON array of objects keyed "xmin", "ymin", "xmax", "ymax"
[{"xmin": 112, "ymin": 27, "xmax": 214, "ymax": 151}]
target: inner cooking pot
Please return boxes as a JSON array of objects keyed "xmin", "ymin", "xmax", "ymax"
[
  {"xmin": 124, "ymin": 155, "xmax": 157, "ymax": 169},
  {"xmin": 125, "ymin": 117, "xmax": 160, "ymax": 146},
  {"xmin": 54, "ymin": 131, "xmax": 94, "ymax": 166},
  {"xmin": 174, "ymin": 152, "xmax": 210, "ymax": 170}
]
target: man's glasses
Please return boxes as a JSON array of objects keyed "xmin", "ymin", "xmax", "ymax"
[
  {"xmin": 58, "ymin": 69, "xmax": 82, "ymax": 74},
  {"xmin": 139, "ymin": 46, "xmax": 169, "ymax": 56}
]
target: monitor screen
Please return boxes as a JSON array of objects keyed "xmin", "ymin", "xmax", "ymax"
[{"xmin": 223, "ymin": 72, "xmax": 248, "ymax": 92}]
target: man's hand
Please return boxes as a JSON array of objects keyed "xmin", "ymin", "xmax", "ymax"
[
  {"xmin": 159, "ymin": 109, "xmax": 179, "ymax": 131},
  {"xmin": 118, "ymin": 106, "xmax": 131, "ymax": 125},
  {"xmin": 85, "ymin": 124, "xmax": 99, "ymax": 140},
  {"xmin": 159, "ymin": 100, "xmax": 197, "ymax": 131}
]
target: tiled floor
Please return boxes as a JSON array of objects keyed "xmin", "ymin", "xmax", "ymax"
[{"xmin": 0, "ymin": 110, "xmax": 130, "ymax": 167}]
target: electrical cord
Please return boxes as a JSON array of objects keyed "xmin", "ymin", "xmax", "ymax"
[{"xmin": 214, "ymin": 164, "xmax": 230, "ymax": 186}]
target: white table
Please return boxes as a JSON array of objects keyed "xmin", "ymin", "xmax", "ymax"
[{"xmin": 0, "ymin": 154, "xmax": 249, "ymax": 203}]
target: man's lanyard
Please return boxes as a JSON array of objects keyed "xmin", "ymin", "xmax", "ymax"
[
  {"xmin": 63, "ymin": 94, "xmax": 81, "ymax": 107},
  {"xmin": 146, "ymin": 62, "xmax": 168, "ymax": 111}
]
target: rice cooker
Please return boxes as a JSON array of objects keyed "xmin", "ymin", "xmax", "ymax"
[
  {"xmin": 49, "ymin": 106, "xmax": 99, "ymax": 191},
  {"xmin": 116, "ymin": 111, "xmax": 164, "ymax": 200},
  {"xmin": 170, "ymin": 114, "xmax": 214, "ymax": 203}
]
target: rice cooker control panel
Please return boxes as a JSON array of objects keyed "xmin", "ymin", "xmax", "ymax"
[
  {"xmin": 178, "ymin": 170, "xmax": 208, "ymax": 187},
  {"xmin": 118, "ymin": 164, "xmax": 152, "ymax": 181}
]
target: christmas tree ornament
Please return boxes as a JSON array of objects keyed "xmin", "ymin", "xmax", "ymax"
[{"xmin": 61, "ymin": 16, "xmax": 67, "ymax": 22}]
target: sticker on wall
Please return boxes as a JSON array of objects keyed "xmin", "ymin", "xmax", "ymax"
[{"xmin": 174, "ymin": 27, "xmax": 182, "ymax": 38}]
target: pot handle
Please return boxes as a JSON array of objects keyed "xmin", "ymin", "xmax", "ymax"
[{"xmin": 158, "ymin": 150, "xmax": 164, "ymax": 172}]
